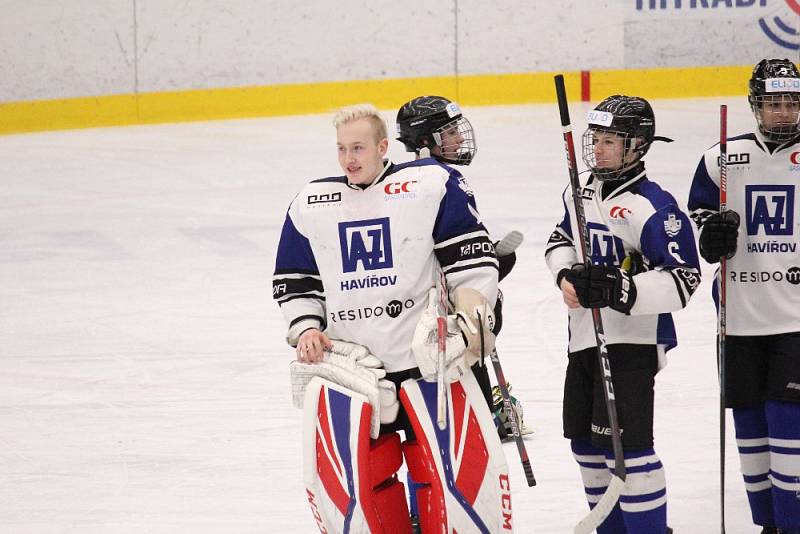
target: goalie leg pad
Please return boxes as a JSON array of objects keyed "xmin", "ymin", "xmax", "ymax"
[
  {"xmin": 303, "ymin": 377, "xmax": 411, "ymax": 534},
  {"xmin": 400, "ymin": 372, "xmax": 513, "ymax": 533}
]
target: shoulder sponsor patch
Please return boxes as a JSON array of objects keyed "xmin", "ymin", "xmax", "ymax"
[{"xmin": 664, "ymin": 213, "xmax": 682, "ymax": 237}]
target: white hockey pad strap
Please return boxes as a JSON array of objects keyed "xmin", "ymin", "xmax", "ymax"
[
  {"xmin": 328, "ymin": 339, "xmax": 384, "ymax": 370},
  {"xmin": 453, "ymin": 286, "xmax": 496, "ymax": 359},
  {"xmin": 302, "ymin": 378, "xmax": 411, "ymax": 533},
  {"xmin": 400, "ymin": 372, "xmax": 513, "ymax": 532},
  {"xmin": 411, "ymin": 288, "xmax": 474, "ymax": 383},
  {"xmin": 290, "ymin": 341, "xmax": 399, "ymax": 439}
]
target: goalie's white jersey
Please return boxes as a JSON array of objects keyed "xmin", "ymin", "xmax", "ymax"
[
  {"xmin": 688, "ymin": 132, "xmax": 800, "ymax": 335},
  {"xmin": 545, "ymin": 169, "xmax": 701, "ymax": 354},
  {"xmin": 273, "ymin": 159, "xmax": 498, "ymax": 372}
]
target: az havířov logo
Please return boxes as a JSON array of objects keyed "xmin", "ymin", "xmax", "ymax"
[
  {"xmin": 338, "ymin": 217, "xmax": 393, "ymax": 273},
  {"xmin": 745, "ymin": 185, "xmax": 795, "ymax": 236}
]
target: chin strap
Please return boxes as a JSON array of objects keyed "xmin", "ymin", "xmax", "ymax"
[{"xmin": 653, "ymin": 135, "xmax": 674, "ymax": 143}]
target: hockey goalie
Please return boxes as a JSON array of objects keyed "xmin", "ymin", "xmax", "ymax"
[{"xmin": 274, "ymin": 102, "xmax": 512, "ymax": 533}]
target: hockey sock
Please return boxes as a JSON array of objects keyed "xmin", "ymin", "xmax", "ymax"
[
  {"xmin": 571, "ymin": 440, "xmax": 626, "ymax": 534},
  {"xmin": 606, "ymin": 448, "xmax": 667, "ymax": 534},
  {"xmin": 765, "ymin": 400, "xmax": 800, "ymax": 531},
  {"xmin": 733, "ymin": 405, "xmax": 775, "ymax": 527}
]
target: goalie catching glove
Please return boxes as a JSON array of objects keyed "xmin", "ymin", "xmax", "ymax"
[
  {"xmin": 412, "ymin": 288, "xmax": 473, "ymax": 382},
  {"xmin": 289, "ymin": 339, "xmax": 399, "ymax": 439},
  {"xmin": 411, "ymin": 287, "xmax": 495, "ymax": 382},
  {"xmin": 454, "ymin": 286, "xmax": 496, "ymax": 359}
]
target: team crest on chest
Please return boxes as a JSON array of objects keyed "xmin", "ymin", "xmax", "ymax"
[
  {"xmin": 745, "ymin": 184, "xmax": 795, "ymax": 236},
  {"xmin": 587, "ymin": 222, "xmax": 626, "ymax": 266},
  {"xmin": 338, "ymin": 217, "xmax": 393, "ymax": 273}
]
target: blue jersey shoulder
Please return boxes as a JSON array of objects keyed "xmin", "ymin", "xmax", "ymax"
[{"xmin": 634, "ymin": 177, "xmax": 681, "ymax": 213}]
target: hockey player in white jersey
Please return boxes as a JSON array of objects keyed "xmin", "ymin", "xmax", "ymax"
[
  {"xmin": 546, "ymin": 95, "xmax": 700, "ymax": 534},
  {"xmin": 274, "ymin": 103, "xmax": 512, "ymax": 533},
  {"xmin": 395, "ymin": 95, "xmax": 529, "ymax": 442},
  {"xmin": 688, "ymin": 59, "xmax": 800, "ymax": 534}
]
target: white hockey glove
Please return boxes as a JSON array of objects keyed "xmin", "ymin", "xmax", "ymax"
[
  {"xmin": 454, "ymin": 286, "xmax": 496, "ymax": 360},
  {"xmin": 411, "ymin": 288, "xmax": 475, "ymax": 383},
  {"xmin": 289, "ymin": 340, "xmax": 399, "ymax": 439}
]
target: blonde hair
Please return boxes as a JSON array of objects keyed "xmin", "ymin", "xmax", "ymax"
[{"xmin": 333, "ymin": 103, "xmax": 388, "ymax": 141}]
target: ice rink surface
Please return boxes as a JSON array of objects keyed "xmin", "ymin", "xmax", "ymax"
[{"xmin": 0, "ymin": 97, "xmax": 766, "ymax": 532}]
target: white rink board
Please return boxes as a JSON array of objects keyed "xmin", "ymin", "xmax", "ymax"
[{"xmin": 2, "ymin": 1, "xmax": 800, "ymax": 102}]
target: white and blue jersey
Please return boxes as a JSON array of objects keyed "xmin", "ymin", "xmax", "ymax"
[
  {"xmin": 688, "ymin": 131, "xmax": 800, "ymax": 336},
  {"xmin": 273, "ymin": 159, "xmax": 498, "ymax": 372},
  {"xmin": 545, "ymin": 167, "xmax": 701, "ymax": 354}
]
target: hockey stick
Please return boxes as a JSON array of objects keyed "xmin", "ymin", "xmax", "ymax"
[
  {"xmin": 488, "ymin": 347, "xmax": 537, "ymax": 486},
  {"xmin": 436, "ymin": 270, "xmax": 448, "ymax": 430},
  {"xmin": 718, "ymin": 104, "xmax": 728, "ymax": 534},
  {"xmin": 553, "ymin": 74, "xmax": 626, "ymax": 534},
  {"xmin": 495, "ymin": 230, "xmax": 524, "ymax": 257}
]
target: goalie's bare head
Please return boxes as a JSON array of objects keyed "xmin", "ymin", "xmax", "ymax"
[
  {"xmin": 333, "ymin": 103, "xmax": 389, "ymax": 185},
  {"xmin": 749, "ymin": 58, "xmax": 800, "ymax": 142},
  {"xmin": 581, "ymin": 95, "xmax": 656, "ymax": 181},
  {"xmin": 396, "ymin": 95, "xmax": 477, "ymax": 166}
]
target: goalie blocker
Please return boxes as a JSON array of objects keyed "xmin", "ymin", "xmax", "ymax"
[{"xmin": 301, "ymin": 372, "xmax": 512, "ymax": 533}]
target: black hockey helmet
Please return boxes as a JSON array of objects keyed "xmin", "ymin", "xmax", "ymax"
[
  {"xmin": 581, "ymin": 95, "xmax": 670, "ymax": 181},
  {"xmin": 396, "ymin": 95, "xmax": 476, "ymax": 165},
  {"xmin": 748, "ymin": 58, "xmax": 800, "ymax": 142}
]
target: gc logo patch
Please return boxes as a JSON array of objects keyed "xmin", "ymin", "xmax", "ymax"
[
  {"xmin": 610, "ymin": 206, "xmax": 631, "ymax": 219},
  {"xmin": 384, "ymin": 180, "xmax": 417, "ymax": 195},
  {"xmin": 745, "ymin": 185, "xmax": 795, "ymax": 236},
  {"xmin": 338, "ymin": 217, "xmax": 393, "ymax": 273}
]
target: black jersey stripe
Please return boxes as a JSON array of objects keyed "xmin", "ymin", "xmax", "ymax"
[
  {"xmin": 272, "ymin": 276, "xmax": 324, "ymax": 300},
  {"xmin": 443, "ymin": 261, "xmax": 500, "ymax": 275},
  {"xmin": 277, "ymin": 293, "xmax": 326, "ymax": 306},
  {"xmin": 434, "ymin": 233, "xmax": 496, "ymax": 269},
  {"xmin": 289, "ymin": 314, "xmax": 326, "ymax": 329}
]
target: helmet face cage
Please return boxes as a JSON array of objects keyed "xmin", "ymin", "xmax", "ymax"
[
  {"xmin": 581, "ymin": 127, "xmax": 645, "ymax": 181},
  {"xmin": 580, "ymin": 95, "xmax": 655, "ymax": 181},
  {"xmin": 751, "ymin": 93, "xmax": 800, "ymax": 142},
  {"xmin": 396, "ymin": 96, "xmax": 476, "ymax": 165},
  {"xmin": 431, "ymin": 115, "xmax": 477, "ymax": 165},
  {"xmin": 749, "ymin": 59, "xmax": 800, "ymax": 142}
]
